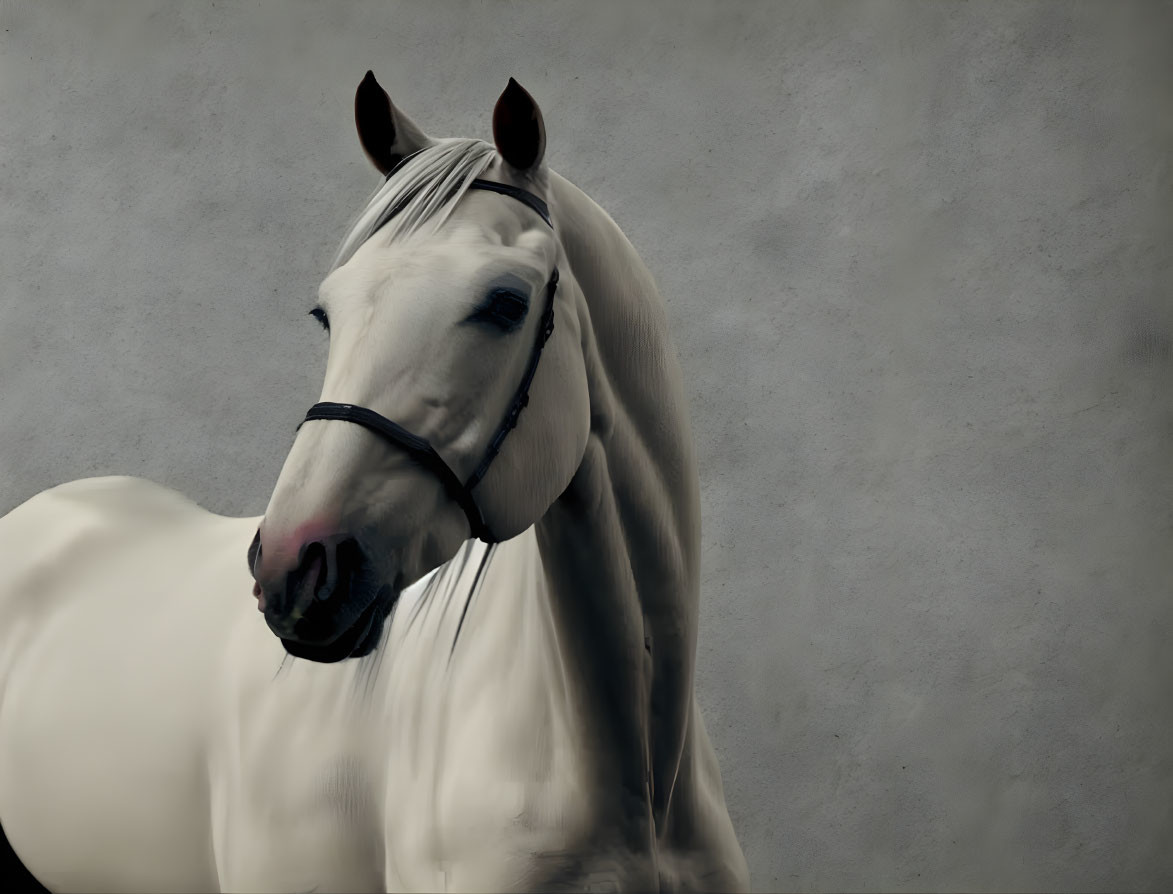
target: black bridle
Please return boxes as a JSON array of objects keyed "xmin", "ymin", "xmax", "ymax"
[{"xmin": 300, "ymin": 176, "xmax": 558, "ymax": 544}]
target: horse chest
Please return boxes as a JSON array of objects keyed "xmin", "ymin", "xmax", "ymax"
[
  {"xmin": 219, "ymin": 591, "xmax": 595, "ymax": 892},
  {"xmin": 377, "ymin": 614, "xmax": 597, "ymax": 889}
]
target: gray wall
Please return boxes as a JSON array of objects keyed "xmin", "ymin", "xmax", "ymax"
[{"xmin": 1, "ymin": 2, "xmax": 1170, "ymax": 891}]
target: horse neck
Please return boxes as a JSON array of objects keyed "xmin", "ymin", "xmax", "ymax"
[{"xmin": 536, "ymin": 171, "xmax": 701, "ymax": 842}]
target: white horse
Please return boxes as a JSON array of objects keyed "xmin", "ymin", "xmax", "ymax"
[{"xmin": 0, "ymin": 74, "xmax": 748, "ymax": 893}]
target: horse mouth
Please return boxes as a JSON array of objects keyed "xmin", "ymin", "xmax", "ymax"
[{"xmin": 278, "ymin": 584, "xmax": 398, "ymax": 663}]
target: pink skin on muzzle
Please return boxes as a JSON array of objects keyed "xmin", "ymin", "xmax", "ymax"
[{"xmin": 251, "ymin": 518, "xmax": 342, "ymax": 613}]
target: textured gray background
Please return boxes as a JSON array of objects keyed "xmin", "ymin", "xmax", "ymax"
[{"xmin": 1, "ymin": 2, "xmax": 1171, "ymax": 891}]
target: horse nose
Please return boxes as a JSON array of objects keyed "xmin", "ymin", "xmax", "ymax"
[
  {"xmin": 286, "ymin": 540, "xmax": 329, "ymax": 611},
  {"xmin": 249, "ymin": 530, "xmax": 366, "ymax": 634}
]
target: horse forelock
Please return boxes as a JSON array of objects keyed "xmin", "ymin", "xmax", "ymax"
[{"xmin": 331, "ymin": 138, "xmax": 498, "ymax": 271}]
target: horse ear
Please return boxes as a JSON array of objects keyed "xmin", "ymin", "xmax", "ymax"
[
  {"xmin": 493, "ymin": 78, "xmax": 546, "ymax": 172},
  {"xmin": 354, "ymin": 71, "xmax": 431, "ymax": 175}
]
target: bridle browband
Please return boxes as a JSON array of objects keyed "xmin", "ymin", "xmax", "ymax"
[{"xmin": 299, "ymin": 174, "xmax": 558, "ymax": 544}]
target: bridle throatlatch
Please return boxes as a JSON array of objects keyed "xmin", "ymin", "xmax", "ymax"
[{"xmin": 299, "ymin": 177, "xmax": 559, "ymax": 544}]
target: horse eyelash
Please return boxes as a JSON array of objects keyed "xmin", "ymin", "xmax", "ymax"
[
  {"xmin": 309, "ymin": 307, "xmax": 330, "ymax": 331},
  {"xmin": 466, "ymin": 289, "xmax": 529, "ymax": 332}
]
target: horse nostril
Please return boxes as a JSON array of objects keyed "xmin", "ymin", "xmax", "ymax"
[
  {"xmin": 323, "ymin": 538, "xmax": 364, "ymax": 602},
  {"xmin": 293, "ymin": 541, "xmax": 329, "ymax": 604},
  {"xmin": 256, "ymin": 535, "xmax": 367, "ymax": 625}
]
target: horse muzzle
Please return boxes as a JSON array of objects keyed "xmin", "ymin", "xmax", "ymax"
[{"xmin": 248, "ymin": 530, "xmax": 397, "ymax": 662}]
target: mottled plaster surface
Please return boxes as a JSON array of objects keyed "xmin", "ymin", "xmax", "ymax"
[{"xmin": 1, "ymin": 2, "xmax": 1170, "ymax": 891}]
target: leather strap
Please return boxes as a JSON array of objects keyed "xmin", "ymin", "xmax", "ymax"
[
  {"xmin": 467, "ymin": 180, "xmax": 551, "ymax": 228},
  {"xmin": 301, "ymin": 402, "xmax": 489, "ymax": 540},
  {"xmin": 301, "ymin": 261, "xmax": 559, "ymax": 543},
  {"xmin": 464, "ymin": 267, "xmax": 558, "ymax": 491}
]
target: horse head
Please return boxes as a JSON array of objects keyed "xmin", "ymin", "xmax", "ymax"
[{"xmin": 248, "ymin": 74, "xmax": 589, "ymax": 662}]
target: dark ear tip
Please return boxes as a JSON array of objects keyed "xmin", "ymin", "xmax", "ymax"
[{"xmin": 360, "ymin": 70, "xmax": 378, "ymax": 89}]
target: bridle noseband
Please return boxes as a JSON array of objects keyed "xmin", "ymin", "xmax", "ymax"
[{"xmin": 300, "ymin": 175, "xmax": 558, "ymax": 544}]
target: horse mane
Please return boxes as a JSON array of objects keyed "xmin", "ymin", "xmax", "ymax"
[{"xmin": 331, "ymin": 138, "xmax": 498, "ymax": 270}]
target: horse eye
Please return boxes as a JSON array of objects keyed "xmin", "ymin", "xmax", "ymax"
[
  {"xmin": 309, "ymin": 307, "xmax": 330, "ymax": 331},
  {"xmin": 468, "ymin": 288, "xmax": 529, "ymax": 332}
]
